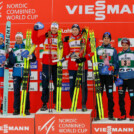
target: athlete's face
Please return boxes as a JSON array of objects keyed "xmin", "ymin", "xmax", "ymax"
[
  {"xmin": 103, "ymin": 37, "xmax": 111, "ymax": 45},
  {"xmin": 0, "ymin": 37, "xmax": 4, "ymax": 45},
  {"xmin": 51, "ymin": 27, "xmax": 58, "ymax": 34},
  {"xmin": 122, "ymin": 43, "xmax": 129, "ymax": 51},
  {"xmin": 16, "ymin": 36, "xmax": 23, "ymax": 44},
  {"xmin": 72, "ymin": 28, "xmax": 79, "ymax": 36}
]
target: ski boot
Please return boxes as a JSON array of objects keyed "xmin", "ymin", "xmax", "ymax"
[{"xmin": 40, "ymin": 103, "xmax": 48, "ymax": 111}]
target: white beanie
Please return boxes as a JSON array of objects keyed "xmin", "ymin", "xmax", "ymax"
[
  {"xmin": 15, "ymin": 32, "xmax": 23, "ymax": 39},
  {"xmin": 51, "ymin": 22, "xmax": 59, "ymax": 29}
]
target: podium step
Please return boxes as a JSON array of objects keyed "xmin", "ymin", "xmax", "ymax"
[
  {"xmin": 0, "ymin": 114, "xmax": 35, "ymax": 134},
  {"xmin": 35, "ymin": 109, "xmax": 92, "ymax": 134}
]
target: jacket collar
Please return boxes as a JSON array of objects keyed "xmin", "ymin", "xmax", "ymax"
[
  {"xmin": 122, "ymin": 48, "xmax": 131, "ymax": 53},
  {"xmin": 71, "ymin": 33, "xmax": 81, "ymax": 40},
  {"xmin": 15, "ymin": 42, "xmax": 25, "ymax": 49},
  {"xmin": 102, "ymin": 43, "xmax": 111, "ymax": 48}
]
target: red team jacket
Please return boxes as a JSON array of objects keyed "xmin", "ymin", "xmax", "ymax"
[
  {"xmin": 32, "ymin": 30, "xmax": 58, "ymax": 65},
  {"xmin": 32, "ymin": 30, "xmax": 91, "ymax": 70},
  {"xmin": 63, "ymin": 33, "xmax": 91, "ymax": 71}
]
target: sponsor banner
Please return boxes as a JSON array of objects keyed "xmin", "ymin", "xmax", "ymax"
[
  {"xmin": 8, "ymin": 82, "xmax": 13, "ymax": 91},
  {"xmin": 118, "ymin": 38, "xmax": 134, "ymax": 47},
  {"xmin": 30, "ymin": 61, "xmax": 38, "ymax": 69},
  {"xmin": 8, "ymin": 82, "xmax": 38, "ymax": 91},
  {"xmin": 29, "ymin": 82, "xmax": 38, "ymax": 91},
  {"xmin": 0, "ymin": 115, "xmax": 34, "ymax": 134},
  {"xmin": 92, "ymin": 123, "xmax": 134, "ymax": 134},
  {"xmin": 40, "ymin": 70, "xmax": 69, "ymax": 82},
  {"xmin": 53, "ymin": 0, "xmax": 134, "ymax": 22},
  {"xmin": 62, "ymin": 83, "xmax": 70, "ymax": 91},
  {"xmin": 9, "ymin": 71, "xmax": 38, "ymax": 80},
  {"xmin": 40, "ymin": 72, "xmax": 53, "ymax": 81},
  {"xmin": 88, "ymin": 60, "xmax": 92, "ymax": 69},
  {"xmin": 35, "ymin": 110, "xmax": 91, "ymax": 134},
  {"xmin": 0, "ymin": 0, "xmax": 52, "ymax": 23},
  {"xmin": 8, "ymin": 61, "xmax": 38, "ymax": 69},
  {"xmin": 9, "ymin": 71, "xmax": 13, "ymax": 80},
  {"xmin": 40, "ymin": 82, "xmax": 54, "ymax": 92},
  {"xmin": 39, "ymin": 82, "xmax": 70, "ymax": 92},
  {"xmin": 30, "ymin": 71, "xmax": 38, "ymax": 80},
  {"xmin": 61, "ymin": 28, "xmax": 72, "ymax": 34},
  {"xmin": 87, "ymin": 71, "xmax": 93, "ymax": 80},
  {"xmin": 62, "ymin": 60, "xmax": 68, "ymax": 70},
  {"xmin": 39, "ymin": 71, "xmax": 42, "ymax": 80}
]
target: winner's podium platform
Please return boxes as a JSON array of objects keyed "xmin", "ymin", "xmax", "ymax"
[
  {"xmin": 35, "ymin": 109, "xmax": 92, "ymax": 134},
  {"xmin": 92, "ymin": 118, "xmax": 134, "ymax": 134},
  {"xmin": 0, "ymin": 114, "xmax": 35, "ymax": 134}
]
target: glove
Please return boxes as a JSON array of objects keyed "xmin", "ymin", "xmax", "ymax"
[
  {"xmin": 60, "ymin": 57, "xmax": 65, "ymax": 63},
  {"xmin": 45, "ymin": 32, "xmax": 48, "ymax": 37},
  {"xmin": 82, "ymin": 28, "xmax": 86, "ymax": 34},
  {"xmin": 34, "ymin": 25, "xmax": 39, "ymax": 31},
  {"xmin": 34, "ymin": 22, "xmax": 44, "ymax": 31},
  {"xmin": 75, "ymin": 57, "xmax": 86, "ymax": 63},
  {"xmin": 28, "ymin": 55, "xmax": 33, "ymax": 59},
  {"xmin": 108, "ymin": 66, "xmax": 114, "ymax": 71}
]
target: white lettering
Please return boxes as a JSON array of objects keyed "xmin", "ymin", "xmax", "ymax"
[
  {"xmin": 120, "ymin": 5, "xmax": 131, "ymax": 14},
  {"xmin": 95, "ymin": 11, "xmax": 105, "ymax": 20},
  {"xmin": 79, "ymin": 5, "xmax": 82, "ymax": 14},
  {"xmin": 107, "ymin": 5, "xmax": 119, "ymax": 14},
  {"xmin": 65, "ymin": 5, "xmax": 77, "ymax": 14},
  {"xmin": 85, "ymin": 5, "xmax": 94, "ymax": 14},
  {"xmin": 7, "ymin": 3, "xmax": 28, "ymax": 8},
  {"xmin": 95, "ymin": 1, "xmax": 105, "ymax": 10}
]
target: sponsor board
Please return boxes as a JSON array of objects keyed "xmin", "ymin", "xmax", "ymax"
[
  {"xmin": 53, "ymin": 0, "xmax": 134, "ymax": 22},
  {"xmin": 0, "ymin": 115, "xmax": 34, "ymax": 134},
  {"xmin": 40, "ymin": 82, "xmax": 54, "ymax": 92},
  {"xmin": 92, "ymin": 121, "xmax": 134, "ymax": 134},
  {"xmin": 88, "ymin": 60, "xmax": 92, "ymax": 69},
  {"xmin": 39, "ymin": 82, "xmax": 70, "ymax": 92},
  {"xmin": 8, "ymin": 82, "xmax": 38, "ymax": 91},
  {"xmin": 9, "ymin": 71, "xmax": 13, "ymax": 80},
  {"xmin": 9, "ymin": 71, "xmax": 38, "ymax": 80},
  {"xmin": 35, "ymin": 110, "xmax": 92, "ymax": 134},
  {"xmin": 30, "ymin": 71, "xmax": 38, "ymax": 80},
  {"xmin": 30, "ymin": 61, "xmax": 38, "ymax": 69},
  {"xmin": 87, "ymin": 71, "xmax": 93, "ymax": 80},
  {"xmin": 62, "ymin": 83, "xmax": 70, "ymax": 91}
]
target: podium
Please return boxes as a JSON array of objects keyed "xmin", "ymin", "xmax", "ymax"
[
  {"xmin": 35, "ymin": 109, "xmax": 92, "ymax": 134},
  {"xmin": 0, "ymin": 114, "xmax": 34, "ymax": 134},
  {"xmin": 92, "ymin": 118, "xmax": 134, "ymax": 134}
]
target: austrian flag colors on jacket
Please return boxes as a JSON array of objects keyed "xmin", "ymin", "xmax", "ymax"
[{"xmin": 32, "ymin": 30, "xmax": 58, "ymax": 65}]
